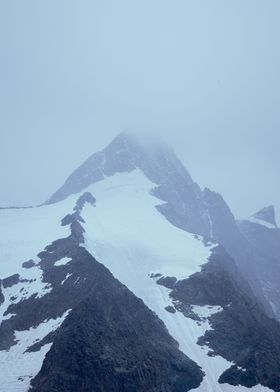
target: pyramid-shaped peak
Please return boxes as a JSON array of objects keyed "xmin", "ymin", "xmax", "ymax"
[
  {"xmin": 47, "ymin": 131, "xmax": 194, "ymax": 204},
  {"xmin": 252, "ymin": 205, "xmax": 277, "ymax": 227}
]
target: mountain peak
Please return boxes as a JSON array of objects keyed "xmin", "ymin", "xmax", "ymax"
[
  {"xmin": 47, "ymin": 131, "xmax": 193, "ymax": 204},
  {"xmin": 251, "ymin": 205, "xmax": 277, "ymax": 227}
]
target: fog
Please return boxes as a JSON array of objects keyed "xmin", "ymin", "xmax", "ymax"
[{"xmin": 1, "ymin": 0, "xmax": 279, "ymax": 221}]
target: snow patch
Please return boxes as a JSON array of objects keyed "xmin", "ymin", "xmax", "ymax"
[
  {"xmin": 61, "ymin": 273, "xmax": 72, "ymax": 285},
  {"xmin": 54, "ymin": 257, "xmax": 72, "ymax": 267}
]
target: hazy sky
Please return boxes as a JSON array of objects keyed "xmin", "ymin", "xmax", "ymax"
[{"xmin": 1, "ymin": 1, "xmax": 280, "ymax": 221}]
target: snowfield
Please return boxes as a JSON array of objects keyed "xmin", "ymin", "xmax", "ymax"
[{"xmin": 0, "ymin": 202, "xmax": 72, "ymax": 279}]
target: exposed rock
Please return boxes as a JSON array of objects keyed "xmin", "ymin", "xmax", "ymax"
[
  {"xmin": 165, "ymin": 306, "xmax": 176, "ymax": 314},
  {"xmin": 157, "ymin": 276, "xmax": 177, "ymax": 289},
  {"xmin": 61, "ymin": 213, "xmax": 77, "ymax": 226},
  {"xmin": 3, "ymin": 274, "xmax": 20, "ymax": 288},
  {"xmin": 74, "ymin": 192, "xmax": 96, "ymax": 213},
  {"xmin": 0, "ymin": 281, "xmax": 4, "ymax": 305},
  {"xmin": 150, "ymin": 272, "xmax": 162, "ymax": 278},
  {"xmin": 22, "ymin": 259, "xmax": 36, "ymax": 269}
]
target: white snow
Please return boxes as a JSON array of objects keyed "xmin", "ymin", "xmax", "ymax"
[
  {"xmin": 82, "ymin": 171, "xmax": 214, "ymax": 282},
  {"xmin": 61, "ymin": 273, "xmax": 72, "ymax": 285},
  {"xmin": 80, "ymin": 170, "xmax": 272, "ymax": 392},
  {"xmin": 54, "ymin": 256, "xmax": 72, "ymax": 267},
  {"xmin": 0, "ymin": 309, "xmax": 71, "ymax": 392}
]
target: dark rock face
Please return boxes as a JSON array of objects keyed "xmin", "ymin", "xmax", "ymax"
[
  {"xmin": 201, "ymin": 189, "xmax": 274, "ymax": 315},
  {"xmin": 74, "ymin": 191, "xmax": 96, "ymax": 213},
  {"xmin": 165, "ymin": 306, "xmax": 176, "ymax": 314},
  {"xmin": 30, "ymin": 254, "xmax": 203, "ymax": 392},
  {"xmin": 0, "ymin": 281, "xmax": 4, "ymax": 305},
  {"xmin": 157, "ymin": 276, "xmax": 177, "ymax": 290},
  {"xmin": 167, "ymin": 246, "xmax": 280, "ymax": 392},
  {"xmin": 2, "ymin": 273, "xmax": 20, "ymax": 288},
  {"xmin": 22, "ymin": 259, "xmax": 36, "ymax": 269}
]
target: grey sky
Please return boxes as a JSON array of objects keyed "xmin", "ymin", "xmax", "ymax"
[{"xmin": 1, "ymin": 1, "xmax": 280, "ymax": 222}]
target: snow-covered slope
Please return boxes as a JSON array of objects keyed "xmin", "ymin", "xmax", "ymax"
[
  {"xmin": 0, "ymin": 201, "xmax": 76, "ymax": 391},
  {"xmin": 0, "ymin": 202, "xmax": 72, "ymax": 278},
  {"xmin": 83, "ymin": 170, "xmax": 213, "ymax": 282}
]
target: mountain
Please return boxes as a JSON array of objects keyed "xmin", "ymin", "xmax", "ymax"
[
  {"xmin": 48, "ymin": 131, "xmax": 277, "ymax": 317},
  {"xmin": 0, "ymin": 131, "xmax": 280, "ymax": 392}
]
